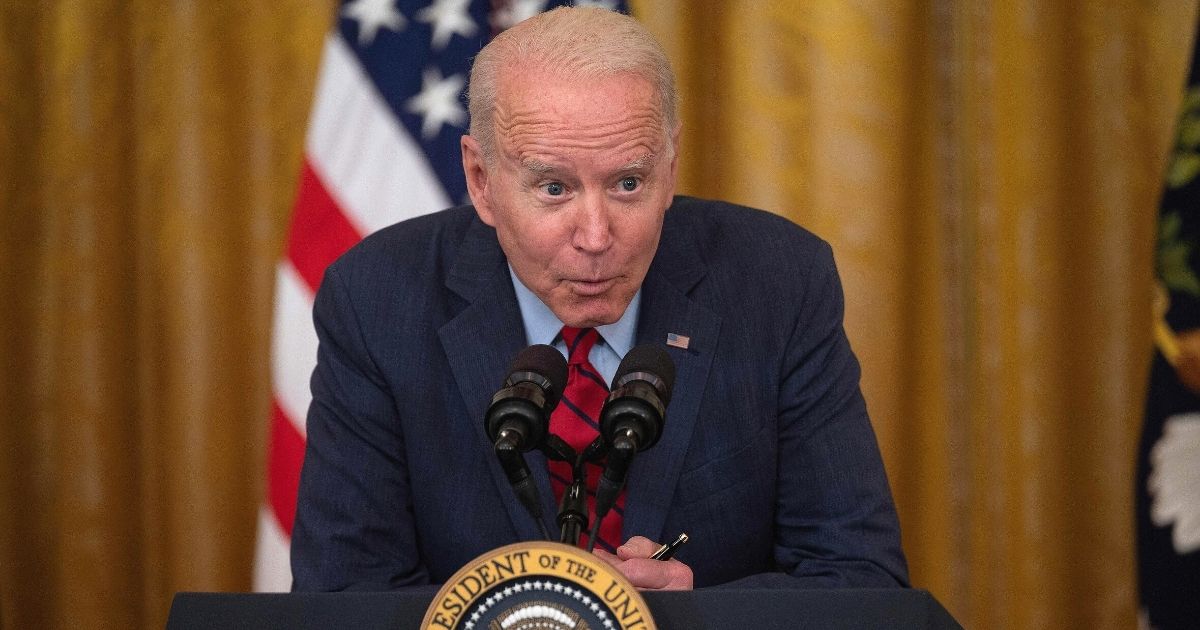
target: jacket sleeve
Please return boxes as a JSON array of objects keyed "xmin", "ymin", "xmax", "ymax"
[
  {"xmin": 290, "ymin": 261, "xmax": 430, "ymax": 591},
  {"xmin": 757, "ymin": 240, "xmax": 909, "ymax": 589}
]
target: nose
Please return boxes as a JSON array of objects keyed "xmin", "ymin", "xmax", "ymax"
[{"xmin": 571, "ymin": 192, "xmax": 613, "ymax": 254}]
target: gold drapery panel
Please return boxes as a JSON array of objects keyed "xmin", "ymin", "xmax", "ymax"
[
  {"xmin": 637, "ymin": 1, "xmax": 1197, "ymax": 627},
  {"xmin": 0, "ymin": 3, "xmax": 331, "ymax": 629},
  {"xmin": 0, "ymin": 1, "xmax": 1194, "ymax": 628}
]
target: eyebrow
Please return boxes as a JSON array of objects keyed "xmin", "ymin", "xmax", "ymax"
[
  {"xmin": 619, "ymin": 153, "xmax": 658, "ymax": 171},
  {"xmin": 521, "ymin": 159, "xmax": 556, "ymax": 175}
]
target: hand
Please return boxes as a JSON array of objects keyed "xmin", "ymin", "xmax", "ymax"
[{"xmin": 593, "ymin": 536, "xmax": 693, "ymax": 591}]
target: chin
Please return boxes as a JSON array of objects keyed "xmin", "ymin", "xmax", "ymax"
[
  {"xmin": 555, "ymin": 304, "xmax": 623, "ymax": 329},
  {"xmin": 548, "ymin": 288, "xmax": 635, "ymax": 328},
  {"xmin": 559, "ymin": 314, "xmax": 619, "ymax": 329}
]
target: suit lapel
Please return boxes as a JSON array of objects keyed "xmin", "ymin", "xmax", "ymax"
[
  {"xmin": 438, "ymin": 217, "xmax": 556, "ymax": 541},
  {"xmin": 622, "ymin": 212, "xmax": 721, "ymax": 543},
  {"xmin": 436, "ymin": 206, "xmax": 720, "ymax": 545}
]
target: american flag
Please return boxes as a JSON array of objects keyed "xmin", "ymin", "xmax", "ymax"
[{"xmin": 254, "ymin": 0, "xmax": 624, "ymax": 592}]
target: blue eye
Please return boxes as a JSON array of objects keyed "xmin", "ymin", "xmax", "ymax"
[
  {"xmin": 620, "ymin": 177, "xmax": 639, "ymax": 191},
  {"xmin": 545, "ymin": 182, "xmax": 565, "ymax": 196}
]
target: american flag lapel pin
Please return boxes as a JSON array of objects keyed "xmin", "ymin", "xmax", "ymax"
[{"xmin": 666, "ymin": 332, "xmax": 690, "ymax": 350}]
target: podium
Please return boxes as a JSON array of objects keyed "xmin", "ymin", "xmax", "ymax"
[{"xmin": 166, "ymin": 588, "xmax": 962, "ymax": 629}]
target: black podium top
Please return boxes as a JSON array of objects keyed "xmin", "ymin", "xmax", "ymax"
[{"xmin": 167, "ymin": 588, "xmax": 962, "ymax": 629}]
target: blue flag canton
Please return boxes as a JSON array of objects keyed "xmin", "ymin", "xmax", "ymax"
[{"xmin": 336, "ymin": 0, "xmax": 628, "ymax": 205}]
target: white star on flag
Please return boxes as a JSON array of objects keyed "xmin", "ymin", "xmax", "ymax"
[
  {"xmin": 342, "ymin": 0, "xmax": 407, "ymax": 46},
  {"xmin": 406, "ymin": 67, "xmax": 467, "ymax": 139},
  {"xmin": 492, "ymin": 0, "xmax": 548, "ymax": 30},
  {"xmin": 417, "ymin": 0, "xmax": 479, "ymax": 50}
]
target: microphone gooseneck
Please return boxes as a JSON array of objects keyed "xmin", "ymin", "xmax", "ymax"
[{"xmin": 588, "ymin": 344, "xmax": 676, "ymax": 552}]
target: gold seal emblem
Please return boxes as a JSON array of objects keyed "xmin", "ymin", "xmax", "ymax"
[{"xmin": 421, "ymin": 541, "xmax": 657, "ymax": 630}]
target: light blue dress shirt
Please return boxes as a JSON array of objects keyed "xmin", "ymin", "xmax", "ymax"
[{"xmin": 508, "ymin": 267, "xmax": 639, "ymax": 386}]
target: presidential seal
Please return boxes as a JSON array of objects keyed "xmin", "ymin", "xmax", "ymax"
[{"xmin": 421, "ymin": 541, "xmax": 656, "ymax": 630}]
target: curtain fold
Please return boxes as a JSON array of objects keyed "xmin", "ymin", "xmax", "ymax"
[
  {"xmin": 636, "ymin": 1, "xmax": 1195, "ymax": 627},
  {"xmin": 0, "ymin": 1, "xmax": 1193, "ymax": 628},
  {"xmin": 0, "ymin": 3, "xmax": 331, "ymax": 628}
]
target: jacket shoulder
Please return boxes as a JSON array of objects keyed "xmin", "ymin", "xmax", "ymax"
[
  {"xmin": 331, "ymin": 205, "xmax": 477, "ymax": 275},
  {"xmin": 666, "ymin": 196, "xmax": 834, "ymax": 275}
]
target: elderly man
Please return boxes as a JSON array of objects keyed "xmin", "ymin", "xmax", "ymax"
[{"xmin": 291, "ymin": 7, "xmax": 907, "ymax": 592}]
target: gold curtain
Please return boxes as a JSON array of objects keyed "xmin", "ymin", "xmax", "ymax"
[
  {"xmin": 0, "ymin": 1, "xmax": 1193, "ymax": 629},
  {"xmin": 0, "ymin": 3, "xmax": 332, "ymax": 629},
  {"xmin": 636, "ymin": 1, "xmax": 1197, "ymax": 628}
]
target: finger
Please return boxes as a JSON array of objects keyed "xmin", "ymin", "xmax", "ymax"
[
  {"xmin": 653, "ymin": 560, "xmax": 694, "ymax": 591},
  {"xmin": 592, "ymin": 547, "xmax": 621, "ymax": 568},
  {"xmin": 614, "ymin": 559, "xmax": 673, "ymax": 589},
  {"xmin": 617, "ymin": 558, "xmax": 694, "ymax": 590},
  {"xmin": 615, "ymin": 536, "xmax": 658, "ymax": 560}
]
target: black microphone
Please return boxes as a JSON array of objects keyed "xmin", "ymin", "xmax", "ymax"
[
  {"xmin": 601, "ymin": 344, "xmax": 674, "ymax": 452},
  {"xmin": 589, "ymin": 344, "xmax": 676, "ymax": 551},
  {"xmin": 486, "ymin": 344, "xmax": 567, "ymax": 449},
  {"xmin": 485, "ymin": 345, "xmax": 568, "ymax": 540}
]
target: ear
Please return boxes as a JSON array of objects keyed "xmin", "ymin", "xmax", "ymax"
[
  {"xmin": 669, "ymin": 123, "xmax": 681, "ymax": 180},
  {"xmin": 665, "ymin": 123, "xmax": 681, "ymax": 197},
  {"xmin": 461, "ymin": 134, "xmax": 495, "ymax": 226}
]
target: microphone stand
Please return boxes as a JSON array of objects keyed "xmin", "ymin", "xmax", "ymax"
[
  {"xmin": 587, "ymin": 428, "xmax": 637, "ymax": 553},
  {"xmin": 494, "ymin": 430, "xmax": 552, "ymax": 541},
  {"xmin": 557, "ymin": 478, "xmax": 588, "ymax": 546},
  {"xmin": 558, "ymin": 436, "xmax": 613, "ymax": 547},
  {"xmin": 540, "ymin": 435, "xmax": 587, "ymax": 545}
]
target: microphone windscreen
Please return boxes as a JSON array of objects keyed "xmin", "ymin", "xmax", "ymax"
[
  {"xmin": 614, "ymin": 344, "xmax": 676, "ymax": 405},
  {"xmin": 507, "ymin": 344, "xmax": 569, "ymax": 408}
]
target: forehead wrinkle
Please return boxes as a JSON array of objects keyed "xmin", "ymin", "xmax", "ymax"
[
  {"xmin": 492, "ymin": 82, "xmax": 669, "ymax": 169},
  {"xmin": 508, "ymin": 113, "xmax": 661, "ymax": 139},
  {"xmin": 505, "ymin": 116, "xmax": 665, "ymax": 156},
  {"xmin": 516, "ymin": 136, "xmax": 660, "ymax": 174},
  {"xmin": 500, "ymin": 97, "xmax": 664, "ymax": 139}
]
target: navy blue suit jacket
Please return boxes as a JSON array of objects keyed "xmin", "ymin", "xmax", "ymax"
[{"xmin": 291, "ymin": 196, "xmax": 908, "ymax": 590}]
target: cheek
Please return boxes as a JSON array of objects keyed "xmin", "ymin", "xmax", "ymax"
[
  {"xmin": 504, "ymin": 223, "xmax": 569, "ymax": 268},
  {"xmin": 621, "ymin": 214, "xmax": 665, "ymax": 259}
]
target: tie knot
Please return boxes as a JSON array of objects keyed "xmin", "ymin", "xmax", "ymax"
[{"xmin": 561, "ymin": 326, "xmax": 600, "ymax": 365}]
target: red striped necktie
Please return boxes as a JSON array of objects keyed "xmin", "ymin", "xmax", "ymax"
[{"xmin": 549, "ymin": 326, "xmax": 625, "ymax": 552}]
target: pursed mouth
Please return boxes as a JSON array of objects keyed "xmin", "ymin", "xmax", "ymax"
[{"xmin": 566, "ymin": 277, "xmax": 617, "ymax": 296}]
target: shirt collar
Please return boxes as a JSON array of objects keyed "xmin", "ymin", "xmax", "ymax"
[{"xmin": 508, "ymin": 266, "xmax": 639, "ymax": 358}]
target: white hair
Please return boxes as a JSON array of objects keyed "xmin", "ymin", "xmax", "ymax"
[{"xmin": 467, "ymin": 6, "xmax": 678, "ymax": 163}]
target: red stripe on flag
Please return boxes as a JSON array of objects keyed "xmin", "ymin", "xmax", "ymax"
[
  {"xmin": 287, "ymin": 160, "xmax": 364, "ymax": 293},
  {"xmin": 268, "ymin": 399, "xmax": 306, "ymax": 537}
]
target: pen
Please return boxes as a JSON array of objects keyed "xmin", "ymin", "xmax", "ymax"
[{"xmin": 650, "ymin": 532, "xmax": 689, "ymax": 561}]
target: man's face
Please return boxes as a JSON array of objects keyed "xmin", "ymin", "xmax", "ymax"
[{"xmin": 462, "ymin": 67, "xmax": 678, "ymax": 328}]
